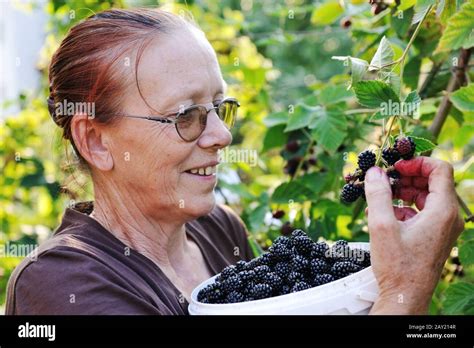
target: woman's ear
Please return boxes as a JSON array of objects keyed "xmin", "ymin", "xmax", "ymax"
[{"xmin": 70, "ymin": 114, "xmax": 114, "ymax": 171}]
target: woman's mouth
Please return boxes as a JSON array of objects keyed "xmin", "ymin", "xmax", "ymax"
[{"xmin": 185, "ymin": 165, "xmax": 217, "ymax": 176}]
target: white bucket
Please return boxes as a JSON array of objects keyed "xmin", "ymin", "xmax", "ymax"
[{"xmin": 189, "ymin": 242, "xmax": 379, "ymax": 315}]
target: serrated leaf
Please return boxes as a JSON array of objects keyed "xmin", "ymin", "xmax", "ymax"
[
  {"xmin": 450, "ymin": 83, "xmax": 474, "ymax": 112},
  {"xmin": 381, "ymin": 71, "xmax": 401, "ymax": 96},
  {"xmin": 459, "ymin": 240, "xmax": 474, "ymax": 266},
  {"xmin": 309, "ymin": 109, "xmax": 347, "ymax": 153},
  {"xmin": 409, "ymin": 135, "xmax": 437, "ymax": 153},
  {"xmin": 264, "ymin": 111, "xmax": 288, "ymax": 127},
  {"xmin": 369, "ymin": 36, "xmax": 394, "ymax": 71},
  {"xmin": 318, "ymin": 85, "xmax": 354, "ymax": 105},
  {"xmin": 332, "ymin": 56, "xmax": 369, "ymax": 88},
  {"xmin": 437, "ymin": 0, "xmax": 457, "ymax": 25},
  {"xmin": 436, "ymin": 1, "xmax": 474, "ymax": 52},
  {"xmin": 412, "ymin": 0, "xmax": 435, "ymax": 24},
  {"xmin": 284, "ymin": 105, "xmax": 315, "ymax": 132},
  {"xmin": 403, "ymin": 90, "xmax": 422, "ymax": 116},
  {"xmin": 311, "ymin": 1, "xmax": 344, "ymax": 26},
  {"xmin": 271, "ymin": 180, "xmax": 314, "ymax": 203},
  {"xmin": 353, "ymin": 80, "xmax": 400, "ymax": 109},
  {"xmin": 443, "ymin": 282, "xmax": 474, "ymax": 314}
]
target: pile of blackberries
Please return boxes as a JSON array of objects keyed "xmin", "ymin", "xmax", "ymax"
[
  {"xmin": 197, "ymin": 230, "xmax": 371, "ymax": 304},
  {"xmin": 340, "ymin": 136, "xmax": 416, "ymax": 204}
]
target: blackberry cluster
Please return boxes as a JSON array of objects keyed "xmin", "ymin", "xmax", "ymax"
[
  {"xmin": 197, "ymin": 230, "xmax": 371, "ymax": 304},
  {"xmin": 340, "ymin": 136, "xmax": 416, "ymax": 204}
]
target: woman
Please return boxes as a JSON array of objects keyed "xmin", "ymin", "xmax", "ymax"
[{"xmin": 6, "ymin": 8, "xmax": 464, "ymax": 315}]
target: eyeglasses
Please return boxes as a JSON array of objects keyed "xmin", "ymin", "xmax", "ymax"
[{"xmin": 120, "ymin": 98, "xmax": 240, "ymax": 142}]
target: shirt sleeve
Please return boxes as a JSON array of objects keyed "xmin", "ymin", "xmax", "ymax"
[
  {"xmin": 11, "ymin": 248, "xmax": 165, "ymax": 315},
  {"xmin": 216, "ymin": 205, "xmax": 255, "ymax": 262}
]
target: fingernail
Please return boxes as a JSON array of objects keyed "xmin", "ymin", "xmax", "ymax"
[{"xmin": 366, "ymin": 167, "xmax": 382, "ymax": 182}]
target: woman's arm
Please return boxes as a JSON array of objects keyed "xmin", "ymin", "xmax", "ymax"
[{"xmin": 363, "ymin": 157, "xmax": 465, "ymax": 314}]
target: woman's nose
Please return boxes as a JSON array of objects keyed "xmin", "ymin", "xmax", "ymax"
[{"xmin": 197, "ymin": 109, "xmax": 232, "ymax": 149}]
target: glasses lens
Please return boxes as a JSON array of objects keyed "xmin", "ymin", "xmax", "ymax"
[
  {"xmin": 218, "ymin": 100, "xmax": 238, "ymax": 129},
  {"xmin": 176, "ymin": 106, "xmax": 207, "ymax": 141}
]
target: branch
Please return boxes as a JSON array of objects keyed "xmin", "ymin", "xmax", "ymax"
[{"xmin": 426, "ymin": 48, "xmax": 473, "ymax": 223}]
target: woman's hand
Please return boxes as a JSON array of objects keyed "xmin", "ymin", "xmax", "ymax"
[{"xmin": 364, "ymin": 156, "xmax": 464, "ymax": 314}]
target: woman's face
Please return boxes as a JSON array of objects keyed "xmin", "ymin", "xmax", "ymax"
[{"xmin": 101, "ymin": 25, "xmax": 232, "ymax": 221}]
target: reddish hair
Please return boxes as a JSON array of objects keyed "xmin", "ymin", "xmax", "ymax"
[{"xmin": 47, "ymin": 8, "xmax": 192, "ymax": 165}]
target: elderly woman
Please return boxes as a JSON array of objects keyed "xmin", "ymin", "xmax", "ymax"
[{"xmin": 6, "ymin": 8, "xmax": 464, "ymax": 315}]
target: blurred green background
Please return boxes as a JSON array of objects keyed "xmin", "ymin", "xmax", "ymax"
[{"xmin": 1, "ymin": 0, "xmax": 473, "ymax": 314}]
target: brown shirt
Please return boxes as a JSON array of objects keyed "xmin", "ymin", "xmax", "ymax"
[{"xmin": 5, "ymin": 204, "xmax": 254, "ymax": 315}]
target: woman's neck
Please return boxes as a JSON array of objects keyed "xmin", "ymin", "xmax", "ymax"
[{"xmin": 90, "ymin": 184, "xmax": 191, "ymax": 269}]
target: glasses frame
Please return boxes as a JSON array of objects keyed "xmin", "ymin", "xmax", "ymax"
[{"xmin": 120, "ymin": 97, "xmax": 240, "ymax": 142}]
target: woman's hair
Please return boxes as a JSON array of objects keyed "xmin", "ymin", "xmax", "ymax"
[{"xmin": 47, "ymin": 8, "xmax": 194, "ymax": 166}]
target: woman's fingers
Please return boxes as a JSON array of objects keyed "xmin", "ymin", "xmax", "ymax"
[
  {"xmin": 365, "ymin": 206, "xmax": 418, "ymax": 221},
  {"xmin": 393, "ymin": 186, "xmax": 428, "ymax": 210}
]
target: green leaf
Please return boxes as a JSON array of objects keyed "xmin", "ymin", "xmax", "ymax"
[
  {"xmin": 332, "ymin": 56, "xmax": 369, "ymax": 88},
  {"xmin": 318, "ymin": 85, "xmax": 354, "ymax": 106},
  {"xmin": 392, "ymin": 7, "xmax": 415, "ymax": 38},
  {"xmin": 262, "ymin": 125, "xmax": 288, "ymax": 152},
  {"xmin": 271, "ymin": 180, "xmax": 314, "ymax": 203},
  {"xmin": 309, "ymin": 109, "xmax": 347, "ymax": 153},
  {"xmin": 264, "ymin": 111, "xmax": 288, "ymax": 127},
  {"xmin": 437, "ymin": 0, "xmax": 457, "ymax": 25},
  {"xmin": 409, "ymin": 135, "xmax": 437, "ymax": 153},
  {"xmin": 310, "ymin": 1, "xmax": 344, "ymax": 26},
  {"xmin": 353, "ymin": 81, "xmax": 400, "ymax": 109},
  {"xmin": 398, "ymin": 0, "xmax": 416, "ymax": 11},
  {"xmin": 412, "ymin": 0, "xmax": 435, "ymax": 25},
  {"xmin": 299, "ymin": 172, "xmax": 331, "ymax": 195},
  {"xmin": 403, "ymin": 90, "xmax": 421, "ymax": 116},
  {"xmin": 284, "ymin": 105, "xmax": 316, "ymax": 132},
  {"xmin": 443, "ymin": 282, "xmax": 474, "ymax": 314},
  {"xmin": 369, "ymin": 36, "xmax": 394, "ymax": 71},
  {"xmin": 459, "ymin": 240, "xmax": 474, "ymax": 266},
  {"xmin": 450, "ymin": 83, "xmax": 474, "ymax": 112},
  {"xmin": 436, "ymin": 1, "xmax": 474, "ymax": 52}
]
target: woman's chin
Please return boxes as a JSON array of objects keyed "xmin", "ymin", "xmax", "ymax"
[{"xmin": 182, "ymin": 193, "xmax": 216, "ymax": 218}]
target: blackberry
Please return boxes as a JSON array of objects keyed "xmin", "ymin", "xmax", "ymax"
[
  {"xmin": 394, "ymin": 136, "xmax": 416, "ymax": 160},
  {"xmin": 358, "ymin": 150, "xmax": 376, "ymax": 172},
  {"xmin": 225, "ymin": 290, "xmax": 245, "ymax": 304},
  {"xmin": 246, "ymin": 258, "xmax": 260, "ymax": 270},
  {"xmin": 287, "ymin": 271, "xmax": 304, "ymax": 285},
  {"xmin": 206, "ymin": 283, "xmax": 225, "ymax": 303},
  {"xmin": 254, "ymin": 265, "xmax": 271, "ymax": 282},
  {"xmin": 293, "ymin": 236, "xmax": 313, "ymax": 256},
  {"xmin": 312, "ymin": 273, "xmax": 335, "ymax": 286},
  {"xmin": 291, "ymin": 255, "xmax": 309, "ymax": 274},
  {"xmin": 238, "ymin": 270, "xmax": 255, "ymax": 282},
  {"xmin": 291, "ymin": 281, "xmax": 311, "ymax": 293},
  {"xmin": 351, "ymin": 249, "xmax": 371, "ymax": 267},
  {"xmin": 268, "ymin": 243, "xmax": 293, "ymax": 261},
  {"xmin": 220, "ymin": 275, "xmax": 243, "ymax": 293},
  {"xmin": 291, "ymin": 229, "xmax": 306, "ymax": 238},
  {"xmin": 285, "ymin": 140, "xmax": 300, "ymax": 153},
  {"xmin": 272, "ymin": 210, "xmax": 285, "ymax": 219},
  {"xmin": 331, "ymin": 261, "xmax": 360, "ymax": 279},
  {"xmin": 220, "ymin": 265, "xmax": 237, "ymax": 279},
  {"xmin": 257, "ymin": 253, "xmax": 276, "ymax": 267},
  {"xmin": 330, "ymin": 240, "xmax": 350, "ymax": 260},
  {"xmin": 387, "ymin": 168, "xmax": 401, "ymax": 188},
  {"xmin": 382, "ymin": 147, "xmax": 401, "ymax": 166},
  {"xmin": 310, "ymin": 258, "xmax": 329, "ymax": 275},
  {"xmin": 341, "ymin": 183, "xmax": 364, "ymax": 204},
  {"xmin": 280, "ymin": 222, "xmax": 295, "ymax": 236},
  {"xmin": 279, "ymin": 284, "xmax": 291, "ymax": 295},
  {"xmin": 263, "ymin": 272, "xmax": 283, "ymax": 291},
  {"xmin": 241, "ymin": 281, "xmax": 256, "ymax": 297},
  {"xmin": 235, "ymin": 260, "xmax": 248, "ymax": 272},
  {"xmin": 274, "ymin": 236, "xmax": 292, "ymax": 248},
  {"xmin": 250, "ymin": 283, "xmax": 273, "ymax": 300},
  {"xmin": 274, "ymin": 262, "xmax": 292, "ymax": 279},
  {"xmin": 311, "ymin": 242, "xmax": 330, "ymax": 259}
]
